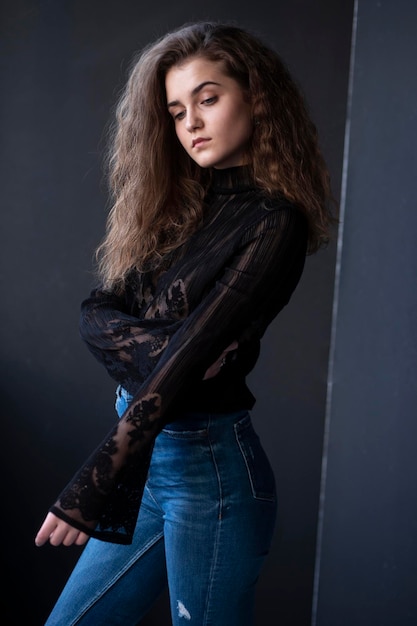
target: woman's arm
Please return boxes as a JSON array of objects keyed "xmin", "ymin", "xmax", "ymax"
[{"xmin": 37, "ymin": 206, "xmax": 307, "ymax": 545}]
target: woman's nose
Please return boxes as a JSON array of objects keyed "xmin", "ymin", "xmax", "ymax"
[{"xmin": 185, "ymin": 110, "xmax": 202, "ymax": 132}]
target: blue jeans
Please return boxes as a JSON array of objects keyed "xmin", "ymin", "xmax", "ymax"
[{"xmin": 45, "ymin": 387, "xmax": 277, "ymax": 625}]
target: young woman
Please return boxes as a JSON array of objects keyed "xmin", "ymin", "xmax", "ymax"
[{"xmin": 35, "ymin": 20, "xmax": 335, "ymax": 625}]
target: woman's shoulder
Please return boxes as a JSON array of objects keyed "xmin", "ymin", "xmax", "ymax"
[
  {"xmin": 258, "ymin": 191, "xmax": 299, "ymax": 213},
  {"xmin": 244, "ymin": 190, "xmax": 309, "ymax": 239},
  {"xmin": 240, "ymin": 190, "xmax": 306, "ymax": 230}
]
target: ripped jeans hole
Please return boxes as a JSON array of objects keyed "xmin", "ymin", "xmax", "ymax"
[{"xmin": 177, "ymin": 600, "xmax": 191, "ymax": 620}]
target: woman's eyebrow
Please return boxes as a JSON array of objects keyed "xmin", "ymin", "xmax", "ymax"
[{"xmin": 167, "ymin": 81, "xmax": 221, "ymax": 108}]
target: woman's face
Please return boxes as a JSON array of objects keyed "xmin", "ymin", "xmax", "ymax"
[{"xmin": 165, "ymin": 57, "xmax": 253, "ymax": 169}]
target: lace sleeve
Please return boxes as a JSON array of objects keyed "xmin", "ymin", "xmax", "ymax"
[
  {"xmin": 50, "ymin": 207, "xmax": 308, "ymax": 544},
  {"xmin": 79, "ymin": 289, "xmax": 183, "ymax": 393}
]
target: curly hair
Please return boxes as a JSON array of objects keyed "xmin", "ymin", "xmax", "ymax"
[{"xmin": 96, "ymin": 21, "xmax": 337, "ymax": 289}]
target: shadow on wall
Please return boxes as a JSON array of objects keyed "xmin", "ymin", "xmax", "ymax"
[{"xmin": 1, "ymin": 358, "xmax": 114, "ymax": 625}]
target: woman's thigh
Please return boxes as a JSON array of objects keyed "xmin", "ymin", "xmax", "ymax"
[{"xmin": 44, "ymin": 487, "xmax": 168, "ymax": 626}]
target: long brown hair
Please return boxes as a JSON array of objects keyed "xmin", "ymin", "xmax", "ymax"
[{"xmin": 97, "ymin": 21, "xmax": 337, "ymax": 290}]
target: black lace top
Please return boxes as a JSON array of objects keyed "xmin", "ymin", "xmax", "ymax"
[{"xmin": 49, "ymin": 166, "xmax": 309, "ymax": 544}]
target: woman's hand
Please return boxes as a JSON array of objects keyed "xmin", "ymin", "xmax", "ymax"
[
  {"xmin": 35, "ymin": 512, "xmax": 90, "ymax": 547},
  {"xmin": 203, "ymin": 340, "xmax": 238, "ymax": 380}
]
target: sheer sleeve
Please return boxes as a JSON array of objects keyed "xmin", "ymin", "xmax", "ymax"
[
  {"xmin": 49, "ymin": 206, "xmax": 308, "ymax": 543},
  {"xmin": 78, "ymin": 288, "xmax": 183, "ymax": 393}
]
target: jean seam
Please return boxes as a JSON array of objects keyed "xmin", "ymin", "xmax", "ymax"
[
  {"xmin": 144, "ymin": 484, "xmax": 165, "ymax": 514},
  {"xmin": 72, "ymin": 530, "xmax": 164, "ymax": 625},
  {"xmin": 202, "ymin": 414, "xmax": 223, "ymax": 626}
]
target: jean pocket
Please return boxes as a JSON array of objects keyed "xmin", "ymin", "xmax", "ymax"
[{"xmin": 234, "ymin": 414, "xmax": 276, "ymax": 501}]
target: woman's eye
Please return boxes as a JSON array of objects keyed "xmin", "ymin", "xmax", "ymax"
[{"xmin": 171, "ymin": 97, "xmax": 217, "ymax": 121}]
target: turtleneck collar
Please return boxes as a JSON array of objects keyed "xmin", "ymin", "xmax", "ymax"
[{"xmin": 210, "ymin": 165, "xmax": 257, "ymax": 194}]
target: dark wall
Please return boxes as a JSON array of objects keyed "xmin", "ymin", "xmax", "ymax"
[
  {"xmin": 313, "ymin": 1, "xmax": 417, "ymax": 624},
  {"xmin": 0, "ymin": 1, "xmax": 353, "ymax": 624}
]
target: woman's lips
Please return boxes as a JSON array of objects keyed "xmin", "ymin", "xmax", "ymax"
[{"xmin": 192, "ymin": 137, "xmax": 210, "ymax": 148}]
